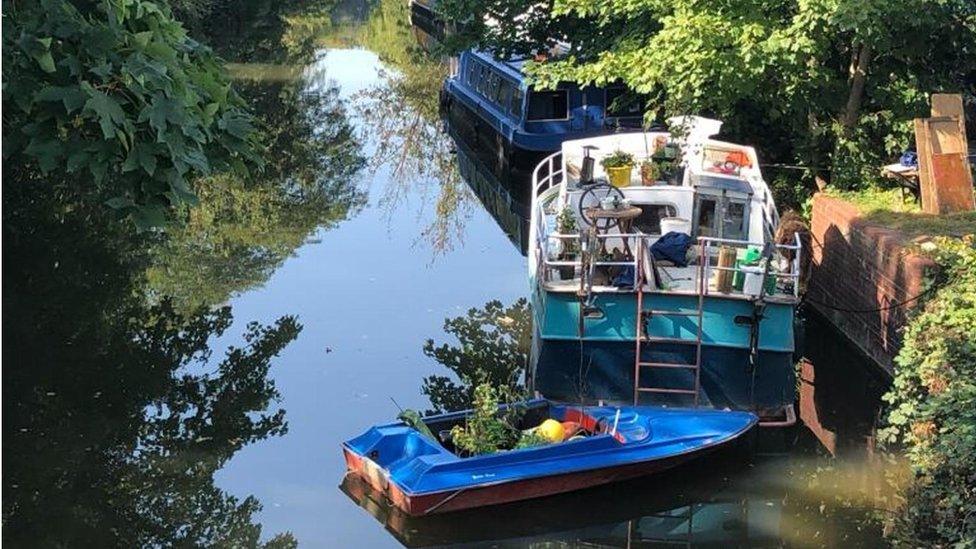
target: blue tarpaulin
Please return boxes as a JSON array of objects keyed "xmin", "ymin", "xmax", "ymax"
[{"xmin": 650, "ymin": 232, "xmax": 694, "ymax": 266}]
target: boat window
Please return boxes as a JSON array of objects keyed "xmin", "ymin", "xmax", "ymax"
[
  {"xmin": 497, "ymin": 79, "xmax": 514, "ymax": 111},
  {"xmin": 723, "ymin": 200, "xmax": 748, "ymax": 240},
  {"xmin": 527, "ymin": 90, "xmax": 569, "ymax": 120},
  {"xmin": 476, "ymin": 65, "xmax": 489, "ymax": 96},
  {"xmin": 487, "ymin": 72, "xmax": 501, "ymax": 102},
  {"xmin": 633, "ymin": 204, "xmax": 677, "ymax": 234},
  {"xmin": 696, "ymin": 198, "xmax": 717, "ymax": 237},
  {"xmin": 509, "ymin": 87, "xmax": 523, "ymax": 117},
  {"xmin": 605, "ymin": 87, "xmax": 644, "ymax": 118}
]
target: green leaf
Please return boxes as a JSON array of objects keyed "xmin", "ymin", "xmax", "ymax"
[
  {"xmin": 131, "ymin": 204, "xmax": 168, "ymax": 230},
  {"xmin": 144, "ymin": 96, "xmax": 185, "ymax": 135},
  {"xmin": 217, "ymin": 112, "xmax": 254, "ymax": 140},
  {"xmin": 34, "ymin": 51, "xmax": 56, "ymax": 73},
  {"xmin": 24, "ymin": 138, "xmax": 62, "ymax": 172},
  {"xmin": 35, "ymin": 86, "xmax": 87, "ymax": 112},
  {"xmin": 66, "ymin": 150, "xmax": 90, "ymax": 172},
  {"xmin": 133, "ymin": 31, "xmax": 153, "ymax": 48},
  {"xmin": 84, "ymin": 90, "xmax": 127, "ymax": 139},
  {"xmin": 105, "ymin": 196, "xmax": 135, "ymax": 210}
]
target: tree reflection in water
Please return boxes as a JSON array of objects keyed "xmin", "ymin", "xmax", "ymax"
[
  {"xmin": 421, "ymin": 299, "xmax": 531, "ymax": 413},
  {"xmin": 345, "ymin": 0, "xmax": 472, "ymax": 255},
  {"xmin": 2, "ymin": 2, "xmax": 367, "ymax": 544},
  {"xmin": 2, "ymin": 187, "xmax": 300, "ymax": 546}
]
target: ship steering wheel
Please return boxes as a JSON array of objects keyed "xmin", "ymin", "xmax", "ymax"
[{"xmin": 577, "ymin": 182, "xmax": 626, "ymax": 230}]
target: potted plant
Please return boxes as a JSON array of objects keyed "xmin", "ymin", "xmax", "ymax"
[
  {"xmin": 657, "ymin": 159, "xmax": 682, "ymax": 185},
  {"xmin": 639, "ymin": 160, "xmax": 661, "ymax": 185},
  {"xmin": 600, "ymin": 150, "xmax": 634, "ymax": 187},
  {"xmin": 555, "ymin": 206, "xmax": 579, "ymax": 280}
]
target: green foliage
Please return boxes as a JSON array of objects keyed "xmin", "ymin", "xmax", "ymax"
[
  {"xmin": 437, "ymin": 0, "xmax": 976, "ymax": 202},
  {"xmin": 449, "ymin": 381, "xmax": 527, "ymax": 455},
  {"xmin": 879, "ymin": 235, "xmax": 976, "ymax": 546},
  {"xmin": 422, "ymin": 299, "xmax": 531, "ymax": 413},
  {"xmin": 514, "ymin": 429, "xmax": 550, "ymax": 449},
  {"xmin": 2, "ymin": 0, "xmax": 262, "ymax": 228},
  {"xmin": 397, "ymin": 409, "xmax": 437, "ymax": 440},
  {"xmin": 557, "ymin": 205, "xmax": 578, "ymax": 234},
  {"xmin": 600, "ymin": 150, "xmax": 635, "ymax": 168}
]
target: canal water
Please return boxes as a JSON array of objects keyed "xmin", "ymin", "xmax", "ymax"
[{"xmin": 2, "ymin": 1, "xmax": 896, "ymax": 547}]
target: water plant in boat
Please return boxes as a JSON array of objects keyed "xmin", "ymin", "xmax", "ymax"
[{"xmin": 449, "ymin": 382, "xmax": 526, "ymax": 456}]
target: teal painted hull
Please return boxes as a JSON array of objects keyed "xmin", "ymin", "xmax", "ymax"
[
  {"xmin": 530, "ymin": 288, "xmax": 798, "ymax": 411},
  {"xmin": 535, "ymin": 291, "xmax": 794, "ymax": 353}
]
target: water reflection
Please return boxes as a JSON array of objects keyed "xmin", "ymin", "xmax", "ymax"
[
  {"xmin": 340, "ymin": 442, "xmax": 893, "ymax": 547},
  {"xmin": 2, "ymin": 186, "xmax": 301, "ymax": 546},
  {"xmin": 347, "ymin": 0, "xmax": 469, "ymax": 255},
  {"xmin": 2, "ymin": 0, "xmax": 369, "ymax": 543},
  {"xmin": 421, "ymin": 299, "xmax": 531, "ymax": 413},
  {"xmin": 445, "ymin": 109, "xmax": 533, "ymax": 255}
]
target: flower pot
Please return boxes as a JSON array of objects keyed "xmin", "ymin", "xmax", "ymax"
[
  {"xmin": 639, "ymin": 164, "xmax": 658, "ymax": 185},
  {"xmin": 606, "ymin": 165, "xmax": 633, "ymax": 187}
]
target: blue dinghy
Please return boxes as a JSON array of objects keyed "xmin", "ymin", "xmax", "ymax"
[{"xmin": 342, "ymin": 400, "xmax": 757, "ymax": 515}]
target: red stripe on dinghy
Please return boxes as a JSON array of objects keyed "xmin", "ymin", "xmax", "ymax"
[
  {"xmin": 406, "ymin": 448, "xmax": 711, "ymax": 515},
  {"xmin": 351, "ymin": 439, "xmax": 733, "ymax": 516}
]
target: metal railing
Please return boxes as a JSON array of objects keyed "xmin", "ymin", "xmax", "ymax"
[
  {"xmin": 532, "ymin": 151, "xmax": 563, "ymax": 197},
  {"xmin": 535, "ymin": 225, "xmax": 803, "ymax": 299},
  {"xmin": 695, "ymin": 234, "xmax": 803, "ymax": 298},
  {"xmin": 529, "ymin": 149, "xmax": 802, "ymax": 299}
]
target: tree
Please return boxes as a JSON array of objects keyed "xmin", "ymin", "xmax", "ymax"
[
  {"xmin": 436, "ymin": 0, "xmax": 976, "ymax": 193},
  {"xmin": 2, "ymin": 0, "xmax": 261, "ymax": 228}
]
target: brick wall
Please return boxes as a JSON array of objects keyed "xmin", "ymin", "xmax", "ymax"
[{"xmin": 808, "ymin": 193, "xmax": 936, "ymax": 373}]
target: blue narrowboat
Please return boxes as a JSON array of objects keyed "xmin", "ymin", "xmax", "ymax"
[{"xmin": 441, "ymin": 50, "xmax": 644, "ymax": 155}]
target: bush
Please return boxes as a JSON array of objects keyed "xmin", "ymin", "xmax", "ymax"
[{"xmin": 880, "ymin": 236, "xmax": 976, "ymax": 546}]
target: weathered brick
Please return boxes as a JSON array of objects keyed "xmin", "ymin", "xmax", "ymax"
[{"xmin": 808, "ymin": 193, "xmax": 934, "ymax": 374}]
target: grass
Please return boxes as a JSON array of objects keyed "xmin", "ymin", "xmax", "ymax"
[{"xmin": 824, "ymin": 187, "xmax": 976, "ymax": 239}]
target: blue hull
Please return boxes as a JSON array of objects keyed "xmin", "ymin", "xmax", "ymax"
[
  {"xmin": 343, "ymin": 400, "xmax": 757, "ymax": 514},
  {"xmin": 530, "ymin": 290, "xmax": 798, "ymax": 413},
  {"xmin": 534, "ymin": 338, "xmax": 796, "ymax": 411}
]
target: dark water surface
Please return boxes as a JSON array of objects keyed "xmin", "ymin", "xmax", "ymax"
[{"xmin": 3, "ymin": 1, "xmax": 895, "ymax": 547}]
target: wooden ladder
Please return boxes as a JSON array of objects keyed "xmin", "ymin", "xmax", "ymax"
[{"xmin": 633, "ymin": 240, "xmax": 705, "ymax": 406}]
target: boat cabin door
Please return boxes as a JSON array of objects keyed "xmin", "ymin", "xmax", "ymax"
[{"xmin": 692, "ymin": 190, "xmax": 751, "ymax": 241}]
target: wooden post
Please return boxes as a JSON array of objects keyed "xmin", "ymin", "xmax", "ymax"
[{"xmin": 914, "ymin": 94, "xmax": 975, "ymax": 214}]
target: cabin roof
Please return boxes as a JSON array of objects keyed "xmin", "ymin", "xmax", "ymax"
[
  {"xmin": 692, "ymin": 173, "xmax": 754, "ymax": 195},
  {"xmin": 469, "ymin": 50, "xmax": 527, "ymax": 80}
]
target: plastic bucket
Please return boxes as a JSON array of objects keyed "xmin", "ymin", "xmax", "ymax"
[{"xmin": 740, "ymin": 266, "xmax": 764, "ymax": 297}]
